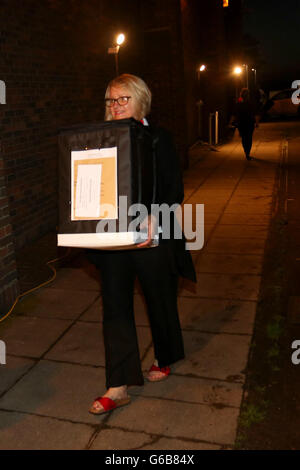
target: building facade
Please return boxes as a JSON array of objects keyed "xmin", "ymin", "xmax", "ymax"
[{"xmin": 0, "ymin": 0, "xmax": 242, "ymax": 314}]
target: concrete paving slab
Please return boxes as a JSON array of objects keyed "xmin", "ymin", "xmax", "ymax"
[
  {"xmin": 2, "ymin": 124, "xmax": 285, "ymax": 450},
  {"xmin": 236, "ymin": 181, "xmax": 275, "ymax": 191},
  {"xmin": 188, "ymin": 188, "xmax": 234, "ymax": 197},
  {"xmin": 219, "ymin": 213, "xmax": 271, "ymax": 226},
  {"xmin": 187, "ymin": 196, "xmax": 230, "ymax": 205},
  {"xmin": 200, "ymin": 179, "xmax": 238, "ymax": 189},
  {"xmin": 211, "ymin": 173, "xmax": 242, "ymax": 182},
  {"xmin": 243, "ymin": 168, "xmax": 277, "ymax": 177},
  {"xmin": 200, "ymin": 203, "xmax": 227, "ymax": 213},
  {"xmin": 213, "ymin": 225, "xmax": 269, "ymax": 239},
  {"xmin": 178, "ymin": 297, "xmax": 256, "ymax": 335},
  {"xmin": 0, "ymin": 356, "xmax": 36, "ymax": 396},
  {"xmin": 230, "ymin": 194, "xmax": 273, "ymax": 204},
  {"xmin": 0, "ymin": 360, "xmax": 108, "ymax": 425},
  {"xmin": 141, "ymin": 436, "xmax": 221, "ymax": 450},
  {"xmin": 185, "ymin": 196, "xmax": 228, "ymax": 212},
  {"xmin": 0, "ymin": 411, "xmax": 94, "ymax": 450},
  {"xmin": 90, "ymin": 428, "xmax": 155, "ymax": 450},
  {"xmin": 201, "ymin": 183, "xmax": 237, "ymax": 191},
  {"xmin": 48, "ymin": 267, "xmax": 101, "ymax": 291},
  {"xmin": 130, "ymin": 373, "xmax": 243, "ymax": 408},
  {"xmin": 0, "ymin": 316, "xmax": 72, "ymax": 358},
  {"xmin": 203, "ymin": 224, "xmax": 215, "ymax": 242},
  {"xmin": 195, "ymin": 253, "xmax": 263, "ymax": 275},
  {"xmin": 45, "ymin": 321, "xmax": 106, "ymax": 366},
  {"xmin": 202, "ymin": 212, "xmax": 222, "ymax": 225},
  {"xmin": 179, "ymin": 273, "xmax": 261, "ymax": 301},
  {"xmin": 188, "ymin": 196, "xmax": 233, "ymax": 206},
  {"xmin": 174, "ymin": 330, "xmax": 251, "ymax": 382},
  {"xmin": 91, "ymin": 428, "xmax": 220, "ymax": 450},
  {"xmin": 205, "ymin": 237, "xmax": 266, "ymax": 255},
  {"xmin": 17, "ymin": 266, "xmax": 55, "ymax": 293},
  {"xmin": 242, "ymin": 165, "xmax": 277, "ymax": 175},
  {"xmin": 224, "ymin": 202, "xmax": 272, "ymax": 214},
  {"xmin": 78, "ymin": 297, "xmax": 104, "ymax": 323},
  {"xmin": 133, "ymin": 296, "xmax": 151, "ymax": 327},
  {"xmin": 241, "ymin": 169, "xmax": 276, "ymax": 178},
  {"xmin": 44, "ymin": 321, "xmax": 152, "ymax": 367},
  {"xmin": 184, "ymin": 224, "xmax": 214, "ymax": 248},
  {"xmin": 13, "ymin": 288, "xmax": 99, "ymax": 320},
  {"xmin": 183, "ymin": 189, "xmax": 195, "ymax": 199},
  {"xmin": 107, "ymin": 396, "xmax": 239, "ymax": 446},
  {"xmin": 233, "ymin": 189, "xmax": 274, "ymax": 197}
]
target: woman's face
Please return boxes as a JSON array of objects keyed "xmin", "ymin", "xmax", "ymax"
[{"xmin": 108, "ymin": 85, "xmax": 139, "ymax": 120}]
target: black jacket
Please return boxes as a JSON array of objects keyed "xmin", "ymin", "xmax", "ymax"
[
  {"xmin": 87, "ymin": 121, "xmax": 196, "ymax": 282},
  {"xmin": 235, "ymin": 99, "xmax": 257, "ymax": 128},
  {"xmin": 149, "ymin": 125, "xmax": 196, "ymax": 282}
]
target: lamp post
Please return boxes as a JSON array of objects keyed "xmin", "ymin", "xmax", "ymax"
[
  {"xmin": 196, "ymin": 65, "xmax": 206, "ymax": 139},
  {"xmin": 108, "ymin": 33, "xmax": 125, "ymax": 77},
  {"xmin": 252, "ymin": 68, "xmax": 257, "ymax": 87},
  {"xmin": 233, "ymin": 65, "xmax": 249, "ymax": 88},
  {"xmin": 233, "ymin": 66, "xmax": 242, "ymax": 100},
  {"xmin": 243, "ymin": 64, "xmax": 249, "ymax": 88},
  {"xmin": 233, "ymin": 66, "xmax": 242, "ymax": 76},
  {"xmin": 197, "ymin": 64, "xmax": 206, "ymax": 81}
]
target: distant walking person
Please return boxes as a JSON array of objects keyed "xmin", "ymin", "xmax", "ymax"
[{"xmin": 230, "ymin": 88, "xmax": 260, "ymax": 160}]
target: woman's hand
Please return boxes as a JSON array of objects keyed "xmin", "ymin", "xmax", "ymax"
[{"xmin": 136, "ymin": 214, "xmax": 157, "ymax": 248}]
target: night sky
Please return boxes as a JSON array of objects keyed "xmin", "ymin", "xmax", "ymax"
[{"xmin": 243, "ymin": 0, "xmax": 300, "ymax": 89}]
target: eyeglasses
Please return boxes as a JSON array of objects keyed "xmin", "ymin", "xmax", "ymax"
[{"xmin": 105, "ymin": 96, "xmax": 131, "ymax": 107}]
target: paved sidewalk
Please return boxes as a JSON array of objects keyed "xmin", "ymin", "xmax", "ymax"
[{"xmin": 0, "ymin": 125, "xmax": 282, "ymax": 450}]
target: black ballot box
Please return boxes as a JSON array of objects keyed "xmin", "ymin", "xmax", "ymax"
[{"xmin": 57, "ymin": 118, "xmax": 157, "ymax": 249}]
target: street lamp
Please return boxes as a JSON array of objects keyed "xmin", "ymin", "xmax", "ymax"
[
  {"xmin": 243, "ymin": 64, "xmax": 249, "ymax": 88},
  {"xmin": 233, "ymin": 66, "xmax": 243, "ymax": 100},
  {"xmin": 233, "ymin": 65, "xmax": 248, "ymax": 88},
  {"xmin": 116, "ymin": 33, "xmax": 125, "ymax": 46},
  {"xmin": 196, "ymin": 65, "xmax": 206, "ymax": 139},
  {"xmin": 108, "ymin": 33, "xmax": 126, "ymax": 76},
  {"xmin": 233, "ymin": 66, "xmax": 242, "ymax": 75},
  {"xmin": 197, "ymin": 64, "xmax": 206, "ymax": 80}
]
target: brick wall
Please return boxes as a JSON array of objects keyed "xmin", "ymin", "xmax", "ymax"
[
  {"xmin": 0, "ymin": 154, "xmax": 19, "ymax": 314},
  {"xmin": 0, "ymin": 0, "xmax": 116, "ymax": 312},
  {"xmin": 140, "ymin": 0, "xmax": 188, "ymax": 165},
  {"xmin": 99, "ymin": 0, "xmax": 189, "ymax": 164},
  {"xmin": 0, "ymin": 0, "xmax": 243, "ymax": 313},
  {"xmin": 0, "ymin": 0, "xmax": 117, "ymax": 251},
  {"xmin": 180, "ymin": 0, "xmax": 236, "ymax": 144}
]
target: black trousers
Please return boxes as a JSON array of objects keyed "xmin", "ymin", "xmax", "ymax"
[
  {"xmin": 238, "ymin": 124, "xmax": 254, "ymax": 157},
  {"xmin": 94, "ymin": 243, "xmax": 184, "ymax": 388}
]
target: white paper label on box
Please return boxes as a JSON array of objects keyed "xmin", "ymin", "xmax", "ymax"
[
  {"xmin": 75, "ymin": 163, "xmax": 102, "ymax": 218},
  {"xmin": 71, "ymin": 147, "xmax": 118, "ymax": 221}
]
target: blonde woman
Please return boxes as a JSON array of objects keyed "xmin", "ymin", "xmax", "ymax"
[{"xmin": 88, "ymin": 74, "xmax": 195, "ymax": 415}]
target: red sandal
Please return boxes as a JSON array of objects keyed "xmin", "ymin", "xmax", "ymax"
[
  {"xmin": 147, "ymin": 364, "xmax": 171, "ymax": 382},
  {"xmin": 89, "ymin": 396, "xmax": 131, "ymax": 415}
]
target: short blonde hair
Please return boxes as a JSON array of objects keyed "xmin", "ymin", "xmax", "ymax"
[{"xmin": 105, "ymin": 74, "xmax": 152, "ymax": 121}]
